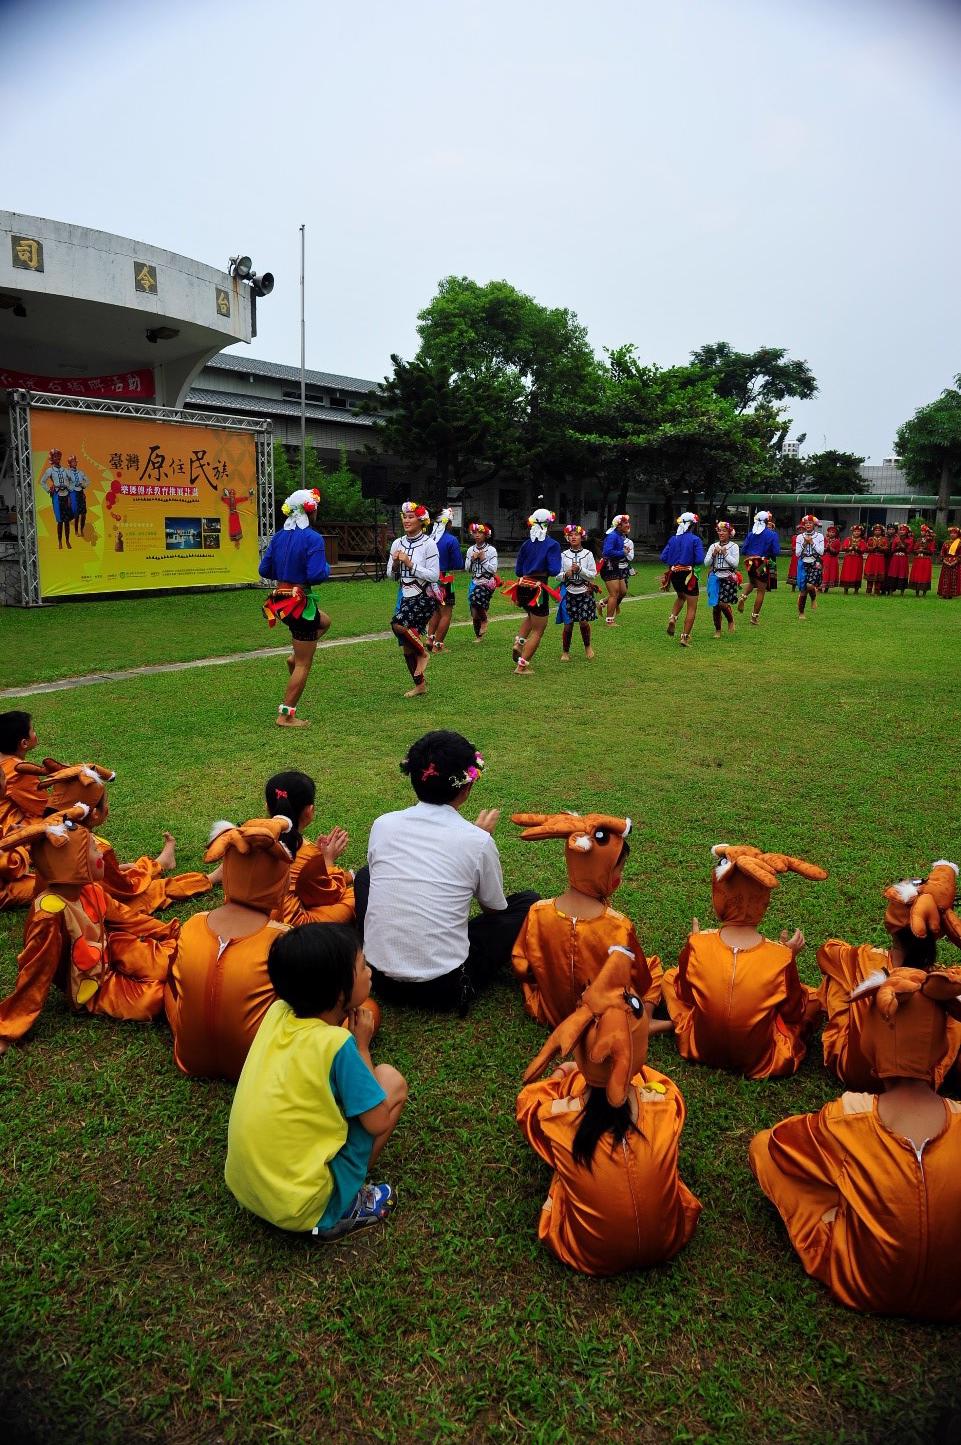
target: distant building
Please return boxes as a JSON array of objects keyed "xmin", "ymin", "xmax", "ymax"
[{"xmin": 782, "ymin": 440, "xmax": 800, "ymax": 458}]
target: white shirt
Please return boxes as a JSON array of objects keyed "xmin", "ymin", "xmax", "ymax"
[
  {"xmin": 466, "ymin": 543, "xmax": 499, "ymax": 581},
  {"xmin": 795, "ymin": 531, "xmax": 825, "ymax": 558},
  {"xmin": 364, "ymin": 802, "xmax": 508, "ymax": 981},
  {"xmin": 558, "ymin": 547, "xmax": 598, "ymax": 593},
  {"xmin": 388, "ymin": 534, "xmax": 440, "ymax": 597},
  {"xmin": 705, "ymin": 540, "xmax": 739, "ymax": 574}
]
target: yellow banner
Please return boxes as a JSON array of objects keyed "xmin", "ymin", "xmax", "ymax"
[{"xmin": 31, "ymin": 409, "xmax": 260, "ymax": 599}]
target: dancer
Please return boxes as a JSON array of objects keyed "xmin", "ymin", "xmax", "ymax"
[
  {"xmin": 660, "ymin": 512, "xmax": 704, "ymax": 647},
  {"xmin": 863, "ymin": 524, "xmax": 888, "ymax": 597},
  {"xmin": 821, "ymin": 524, "xmax": 841, "ymax": 591},
  {"xmin": 66, "ymin": 455, "xmax": 89, "ymax": 538},
  {"xmin": 426, "ymin": 507, "xmax": 464, "ymax": 653},
  {"xmin": 750, "ymin": 965, "xmax": 961, "ymax": 1322},
  {"xmin": 464, "ymin": 522, "xmax": 499, "ymax": 639},
  {"xmin": 221, "ymin": 486, "xmax": 253, "ymax": 547},
  {"xmin": 818, "ymin": 859, "xmax": 961, "ymax": 1092},
  {"xmin": 516, "ymin": 950, "xmax": 700, "ymax": 1277},
  {"xmin": 795, "ymin": 514, "xmax": 824, "ymax": 620},
  {"xmin": 503, "ymin": 508, "xmax": 562, "ymax": 676},
  {"xmin": 909, "ymin": 522, "xmax": 936, "ymax": 596},
  {"xmin": 662, "ymin": 844, "xmax": 827, "ymax": 1079},
  {"xmin": 704, "ymin": 519, "xmax": 739, "ymax": 639},
  {"xmin": 387, "ymin": 501, "xmax": 441, "ymax": 696},
  {"xmin": 938, "ymin": 525, "xmax": 961, "ymax": 599},
  {"xmin": 556, "ymin": 523, "xmax": 598, "ymax": 660},
  {"xmin": 738, "ymin": 510, "xmax": 780, "ymax": 624},
  {"xmin": 39, "ymin": 448, "xmax": 73, "ymax": 550},
  {"xmin": 599, "ymin": 515, "xmax": 631, "ymax": 625},
  {"xmin": 510, "ymin": 809, "xmax": 664, "ymax": 1029},
  {"xmin": 839, "ymin": 523, "xmax": 866, "ymax": 594},
  {"xmin": 259, "ymin": 487, "xmax": 330, "ymax": 728},
  {"xmin": 886, "ymin": 524, "xmax": 913, "ymax": 596}
]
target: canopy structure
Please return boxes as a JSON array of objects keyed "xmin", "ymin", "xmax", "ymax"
[{"xmin": 725, "ymin": 493, "xmax": 959, "ymax": 508}]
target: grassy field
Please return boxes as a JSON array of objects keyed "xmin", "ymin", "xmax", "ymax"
[{"xmin": 1, "ymin": 574, "xmax": 960, "ymax": 1444}]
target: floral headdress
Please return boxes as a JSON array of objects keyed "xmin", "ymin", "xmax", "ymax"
[
  {"xmin": 800, "ymin": 514, "xmax": 819, "ymax": 528},
  {"xmin": 281, "ymin": 488, "xmax": 321, "ymax": 531},
  {"xmin": 431, "ymin": 507, "xmax": 454, "ymax": 542},
  {"xmin": 528, "ymin": 508, "xmax": 556, "ymax": 542},
  {"xmin": 402, "ymin": 500, "xmax": 430, "ymax": 526},
  {"xmin": 563, "ymin": 522, "xmax": 586, "ymax": 540},
  {"xmin": 469, "ymin": 521, "xmax": 492, "ymax": 539},
  {"xmin": 675, "ymin": 512, "xmax": 699, "ymax": 535},
  {"xmin": 715, "ymin": 519, "xmax": 735, "ymax": 535},
  {"xmin": 605, "ymin": 514, "xmax": 630, "ymax": 534},
  {"xmin": 448, "ymin": 750, "xmax": 486, "ymax": 790}
]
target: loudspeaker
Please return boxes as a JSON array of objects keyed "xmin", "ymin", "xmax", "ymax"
[{"xmin": 361, "ymin": 464, "xmax": 398, "ymax": 501}]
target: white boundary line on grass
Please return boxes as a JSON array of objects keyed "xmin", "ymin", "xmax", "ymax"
[{"xmin": 0, "ymin": 592, "xmax": 666, "ymax": 700}]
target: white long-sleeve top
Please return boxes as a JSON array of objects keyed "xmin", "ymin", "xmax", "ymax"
[
  {"xmin": 389, "ymin": 533, "xmax": 440, "ymax": 597},
  {"xmin": 704, "ymin": 540, "xmax": 740, "ymax": 575},
  {"xmin": 795, "ymin": 532, "xmax": 825, "ymax": 558},
  {"xmin": 465, "ymin": 543, "xmax": 499, "ymax": 582},
  {"xmin": 558, "ymin": 546, "xmax": 598, "ymax": 593}
]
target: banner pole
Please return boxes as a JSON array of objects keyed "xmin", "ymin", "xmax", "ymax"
[{"xmin": 299, "ymin": 223, "xmax": 306, "ymax": 488}]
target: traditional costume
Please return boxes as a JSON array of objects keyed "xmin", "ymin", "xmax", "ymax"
[
  {"xmin": 818, "ymin": 860, "xmax": 961, "ymax": 1090},
  {"xmin": 259, "ymin": 488, "xmax": 330, "ymax": 640},
  {"xmin": 738, "ymin": 511, "xmax": 780, "ymax": 623},
  {"xmin": 795, "ymin": 516, "xmax": 824, "ymax": 618},
  {"xmin": 388, "ymin": 503, "xmax": 441, "ymax": 651},
  {"xmin": 510, "ymin": 810, "xmax": 662, "ymax": 1028},
  {"xmin": 660, "ymin": 513, "xmax": 704, "ymax": 646},
  {"xmin": 750, "ymin": 965, "xmax": 961, "ymax": 1321},
  {"xmin": 464, "ymin": 523, "xmax": 500, "ymax": 637},
  {"xmin": 821, "ymin": 525, "xmax": 841, "ymax": 590},
  {"xmin": 428, "ymin": 508, "xmax": 464, "ymax": 644},
  {"xmin": 909, "ymin": 523, "xmax": 936, "ymax": 594},
  {"xmin": 786, "ymin": 530, "xmax": 801, "ymax": 589},
  {"xmin": 886, "ymin": 525, "xmax": 913, "ymax": 595},
  {"xmin": 556, "ymin": 524, "xmax": 598, "ymax": 658},
  {"xmin": 222, "ymin": 487, "xmax": 252, "ymax": 546},
  {"xmin": 600, "ymin": 515, "xmax": 632, "ymax": 584},
  {"xmin": 66, "ymin": 456, "xmax": 89, "ymax": 537},
  {"xmin": 504, "ymin": 509, "xmax": 562, "ymax": 674},
  {"xmin": 0, "ymin": 806, "xmax": 179, "ymax": 1048},
  {"xmin": 704, "ymin": 522, "xmax": 739, "ymax": 637},
  {"xmin": 164, "ymin": 817, "xmax": 293, "ymax": 1081},
  {"xmin": 938, "ymin": 526, "xmax": 961, "ymax": 599},
  {"xmin": 839, "ymin": 524, "xmax": 866, "ymax": 592},
  {"xmin": 863, "ymin": 524, "xmax": 888, "ymax": 596},
  {"xmin": 516, "ymin": 951, "xmax": 701, "ymax": 1276},
  {"xmin": 662, "ymin": 845, "xmax": 827, "ymax": 1078}
]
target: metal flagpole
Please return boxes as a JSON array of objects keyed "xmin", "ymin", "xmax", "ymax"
[{"xmin": 299, "ymin": 223, "xmax": 306, "ymax": 487}]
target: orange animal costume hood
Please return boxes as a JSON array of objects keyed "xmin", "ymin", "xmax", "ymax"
[
  {"xmin": 205, "ymin": 817, "xmax": 293, "ymax": 914},
  {"xmin": 523, "ymin": 950, "xmax": 649, "ymax": 1105},
  {"xmin": 15, "ymin": 758, "xmax": 116, "ymax": 819},
  {"xmin": 2, "ymin": 804, "xmax": 104, "ymax": 889},
  {"xmin": 850, "ymin": 965, "xmax": 961, "ymax": 1082},
  {"xmin": 710, "ymin": 844, "xmax": 827, "ymax": 925},
  {"xmin": 512, "ymin": 811, "xmax": 631, "ymax": 901},
  {"xmin": 882, "ymin": 860, "xmax": 961, "ymax": 947}
]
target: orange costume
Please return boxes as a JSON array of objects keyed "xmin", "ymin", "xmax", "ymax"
[
  {"xmin": 0, "ymin": 807, "xmax": 179, "ymax": 1048},
  {"xmin": 662, "ymin": 845, "xmax": 826, "ymax": 1078},
  {"xmin": 510, "ymin": 811, "xmax": 662, "ymax": 1028},
  {"xmin": 164, "ymin": 817, "xmax": 293, "ymax": 1081},
  {"xmin": 12, "ymin": 758, "xmax": 212, "ymax": 913},
  {"xmin": 0, "ymin": 755, "xmax": 48, "ymax": 907},
  {"xmin": 750, "ymin": 966, "xmax": 961, "ymax": 1321},
  {"xmin": 818, "ymin": 860, "xmax": 961, "ymax": 1089},
  {"xmin": 275, "ymin": 838, "xmax": 356, "ymax": 926},
  {"xmin": 516, "ymin": 951, "xmax": 700, "ymax": 1276}
]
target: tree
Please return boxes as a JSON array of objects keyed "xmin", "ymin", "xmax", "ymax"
[
  {"xmin": 690, "ymin": 341, "xmax": 817, "ymax": 413},
  {"xmin": 315, "ymin": 447, "xmax": 367, "ymax": 521},
  {"xmin": 895, "ymin": 376, "xmax": 961, "ymax": 526},
  {"xmin": 796, "ymin": 449, "xmax": 868, "ymax": 494},
  {"xmin": 272, "ymin": 441, "xmax": 295, "ymax": 499}
]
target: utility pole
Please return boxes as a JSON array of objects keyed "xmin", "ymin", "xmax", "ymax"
[{"xmin": 299, "ymin": 223, "xmax": 306, "ymax": 487}]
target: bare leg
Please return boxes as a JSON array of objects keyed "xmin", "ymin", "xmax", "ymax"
[
  {"xmin": 712, "ymin": 604, "xmax": 722, "ymax": 636},
  {"xmin": 722, "ymin": 603, "xmax": 734, "ymax": 632},
  {"xmin": 580, "ymin": 622, "xmax": 594, "ymax": 657},
  {"xmin": 680, "ymin": 595, "xmax": 698, "ymax": 644},
  {"xmin": 367, "ymin": 1064, "xmax": 408, "ymax": 1165},
  {"xmin": 276, "ymin": 637, "xmax": 318, "ymax": 727},
  {"xmin": 518, "ymin": 614, "xmax": 548, "ymax": 669},
  {"xmin": 752, "ymin": 584, "xmax": 767, "ymax": 623},
  {"xmin": 561, "ymin": 623, "xmax": 573, "ymax": 659},
  {"xmin": 512, "ymin": 616, "xmax": 532, "ymax": 661},
  {"xmin": 605, "ymin": 580, "xmax": 619, "ymax": 623},
  {"xmin": 430, "ymin": 605, "xmax": 454, "ymax": 648},
  {"xmin": 615, "ymin": 580, "xmax": 627, "ymax": 614}
]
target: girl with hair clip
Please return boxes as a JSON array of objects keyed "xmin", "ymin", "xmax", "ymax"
[
  {"xmin": 704, "ymin": 519, "xmax": 739, "ymax": 639},
  {"xmin": 259, "ymin": 487, "xmax": 331, "ymax": 729},
  {"xmin": 795, "ymin": 514, "xmax": 824, "ymax": 620},
  {"xmin": 516, "ymin": 949, "xmax": 701, "ymax": 1277},
  {"xmin": 425, "ymin": 507, "xmax": 464, "ymax": 653},
  {"xmin": 265, "ymin": 770, "xmax": 356, "ymax": 925},
  {"xmin": 839, "ymin": 523, "xmax": 866, "ymax": 594},
  {"xmin": 599, "ymin": 514, "xmax": 632, "ymax": 625},
  {"xmin": 387, "ymin": 501, "xmax": 441, "ymax": 696},
  {"xmin": 817, "ymin": 860, "xmax": 961, "ymax": 1091},
  {"xmin": 556, "ymin": 523, "xmax": 598, "ymax": 661},
  {"xmin": 502, "ymin": 508, "xmax": 562, "ymax": 676},
  {"xmin": 663, "ymin": 845, "xmax": 827, "ymax": 1079},
  {"xmin": 738, "ymin": 509, "xmax": 780, "ymax": 623},
  {"xmin": 660, "ymin": 512, "xmax": 704, "ymax": 647},
  {"xmin": 750, "ymin": 963, "xmax": 961, "ymax": 1321},
  {"xmin": 909, "ymin": 522, "xmax": 936, "ymax": 595},
  {"xmin": 464, "ymin": 522, "xmax": 500, "ymax": 639}
]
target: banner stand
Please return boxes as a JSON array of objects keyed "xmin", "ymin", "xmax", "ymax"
[{"xmin": 7, "ymin": 390, "xmax": 273, "ymax": 606}]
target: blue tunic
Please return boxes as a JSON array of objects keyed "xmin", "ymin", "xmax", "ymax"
[
  {"xmin": 259, "ymin": 528, "xmax": 330, "ymax": 587},
  {"xmin": 660, "ymin": 533, "xmax": 705, "ymax": 567},
  {"xmin": 436, "ymin": 532, "xmax": 464, "ymax": 575},
  {"xmin": 601, "ymin": 532, "xmax": 627, "ymax": 561},
  {"xmin": 741, "ymin": 528, "xmax": 780, "ymax": 560},
  {"xmin": 516, "ymin": 537, "xmax": 562, "ymax": 577}
]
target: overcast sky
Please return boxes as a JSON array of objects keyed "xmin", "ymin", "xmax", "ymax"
[{"xmin": 3, "ymin": 0, "xmax": 960, "ymax": 459}]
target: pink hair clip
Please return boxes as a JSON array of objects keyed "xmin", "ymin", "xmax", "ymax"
[{"xmin": 421, "ymin": 763, "xmax": 439, "ymax": 781}]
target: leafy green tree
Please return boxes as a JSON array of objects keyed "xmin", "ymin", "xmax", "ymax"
[
  {"xmin": 690, "ymin": 341, "xmax": 817, "ymax": 413},
  {"xmin": 315, "ymin": 447, "xmax": 367, "ymax": 521},
  {"xmin": 797, "ymin": 449, "xmax": 868, "ymax": 494},
  {"xmin": 895, "ymin": 376, "xmax": 961, "ymax": 525},
  {"xmin": 272, "ymin": 441, "xmax": 295, "ymax": 498}
]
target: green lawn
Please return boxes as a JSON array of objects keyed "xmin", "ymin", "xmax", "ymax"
[{"xmin": 1, "ymin": 578, "xmax": 960, "ymax": 1444}]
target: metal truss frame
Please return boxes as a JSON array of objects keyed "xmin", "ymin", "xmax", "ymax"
[{"xmin": 4, "ymin": 389, "xmax": 273, "ymax": 606}]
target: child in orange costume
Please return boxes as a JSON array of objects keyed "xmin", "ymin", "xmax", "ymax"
[
  {"xmin": 662, "ymin": 844, "xmax": 826, "ymax": 1078},
  {"xmin": 750, "ymin": 966, "xmax": 961, "ymax": 1321},
  {"xmin": 818, "ymin": 860, "xmax": 961, "ymax": 1090},
  {"xmin": 0, "ymin": 807, "xmax": 179, "ymax": 1053},
  {"xmin": 0, "ymin": 711, "xmax": 45, "ymax": 907},
  {"xmin": 510, "ymin": 810, "xmax": 664, "ymax": 1030},
  {"xmin": 165, "ymin": 817, "xmax": 294, "ymax": 1081},
  {"xmin": 516, "ymin": 950, "xmax": 701, "ymax": 1276},
  {"xmin": 265, "ymin": 771, "xmax": 355, "ymax": 925},
  {"xmin": 16, "ymin": 758, "xmax": 215, "ymax": 913}
]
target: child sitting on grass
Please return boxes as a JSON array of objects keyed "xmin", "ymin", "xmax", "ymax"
[
  {"xmin": 265, "ymin": 770, "xmax": 356, "ymax": 924},
  {"xmin": 225, "ymin": 923, "xmax": 407, "ymax": 1240}
]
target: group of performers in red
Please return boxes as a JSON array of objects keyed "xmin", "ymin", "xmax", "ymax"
[{"xmin": 806, "ymin": 521, "xmax": 944, "ymax": 597}]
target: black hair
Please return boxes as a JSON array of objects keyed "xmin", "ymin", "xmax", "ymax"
[
  {"xmin": 265, "ymin": 770, "xmax": 316, "ymax": 856},
  {"xmin": 400, "ymin": 730, "xmax": 480, "ymax": 806},
  {"xmin": 267, "ymin": 922, "xmax": 359, "ymax": 1018},
  {"xmin": 0, "ymin": 711, "xmax": 32, "ymax": 755},
  {"xmin": 571, "ymin": 1088, "xmax": 636, "ymax": 1170},
  {"xmin": 891, "ymin": 925, "xmax": 938, "ymax": 972}
]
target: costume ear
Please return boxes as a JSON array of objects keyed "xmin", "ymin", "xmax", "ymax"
[
  {"xmin": 734, "ymin": 854, "xmax": 780, "ymax": 890},
  {"xmin": 1, "ymin": 805, "xmax": 88, "ymax": 852},
  {"xmin": 942, "ymin": 909, "xmax": 961, "ymax": 950},
  {"xmin": 204, "ymin": 825, "xmax": 247, "ymax": 863},
  {"xmin": 522, "ymin": 1004, "xmax": 594, "ymax": 1083},
  {"xmin": 511, "ymin": 812, "xmax": 581, "ymax": 841},
  {"xmin": 921, "ymin": 967, "xmax": 961, "ymax": 1016},
  {"xmin": 588, "ymin": 1013, "xmax": 632, "ymax": 1106},
  {"xmin": 13, "ymin": 761, "xmax": 48, "ymax": 779},
  {"xmin": 778, "ymin": 855, "xmax": 829, "ymax": 882}
]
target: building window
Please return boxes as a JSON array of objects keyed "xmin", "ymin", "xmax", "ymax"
[{"xmin": 328, "ymin": 394, "xmax": 348, "ymax": 409}]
